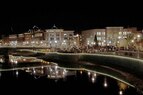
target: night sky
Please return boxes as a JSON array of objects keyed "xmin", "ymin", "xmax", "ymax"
[{"xmin": 0, "ymin": 2, "xmax": 143, "ymax": 35}]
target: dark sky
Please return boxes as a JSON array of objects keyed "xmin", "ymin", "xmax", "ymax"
[{"xmin": 0, "ymin": 2, "xmax": 143, "ymax": 35}]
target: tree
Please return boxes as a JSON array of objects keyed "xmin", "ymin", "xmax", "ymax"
[{"xmin": 94, "ymin": 34, "xmax": 98, "ymax": 47}]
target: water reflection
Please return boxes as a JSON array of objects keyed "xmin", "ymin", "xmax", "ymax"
[{"xmin": 0, "ymin": 62, "xmax": 142, "ymax": 95}]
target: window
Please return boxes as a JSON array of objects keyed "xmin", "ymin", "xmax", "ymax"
[
  {"xmin": 50, "ymin": 37, "xmax": 54, "ymax": 41},
  {"xmin": 123, "ymin": 32, "xmax": 127, "ymax": 35},
  {"xmin": 119, "ymin": 32, "xmax": 122, "ymax": 35},
  {"xmin": 102, "ymin": 32, "xmax": 105, "ymax": 35},
  {"xmin": 97, "ymin": 32, "xmax": 101, "ymax": 35},
  {"xmin": 69, "ymin": 34, "xmax": 73, "ymax": 36},
  {"xmin": 64, "ymin": 37, "xmax": 67, "ymax": 40},
  {"xmin": 56, "ymin": 33, "xmax": 60, "ymax": 36},
  {"xmin": 102, "ymin": 37, "xmax": 105, "ymax": 40},
  {"xmin": 56, "ymin": 38, "xmax": 60, "ymax": 40},
  {"xmin": 97, "ymin": 37, "xmax": 101, "ymax": 41},
  {"xmin": 50, "ymin": 34, "xmax": 54, "ymax": 37}
]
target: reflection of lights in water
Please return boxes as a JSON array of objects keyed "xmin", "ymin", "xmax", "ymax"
[
  {"xmin": 91, "ymin": 77, "xmax": 95, "ymax": 83},
  {"xmin": 34, "ymin": 76, "xmax": 40, "ymax": 79},
  {"xmin": 119, "ymin": 90, "xmax": 123, "ymax": 95},
  {"xmin": 80, "ymin": 70, "xmax": 82, "ymax": 74},
  {"xmin": 91, "ymin": 73, "xmax": 96, "ymax": 83},
  {"xmin": 104, "ymin": 77, "xmax": 107, "ymax": 87},
  {"xmin": 88, "ymin": 72, "xmax": 91, "ymax": 76},
  {"xmin": 16, "ymin": 71, "xmax": 19, "ymax": 76},
  {"xmin": 93, "ymin": 73, "xmax": 96, "ymax": 77},
  {"xmin": 41, "ymin": 66, "xmax": 44, "ymax": 69},
  {"xmin": 33, "ymin": 68, "xmax": 36, "ymax": 74},
  {"xmin": 104, "ymin": 82, "xmax": 107, "ymax": 87}
]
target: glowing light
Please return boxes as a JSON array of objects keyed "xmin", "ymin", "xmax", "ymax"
[
  {"xmin": 118, "ymin": 36, "xmax": 121, "ymax": 39},
  {"xmin": 76, "ymin": 34, "xmax": 79, "ymax": 37},
  {"xmin": 119, "ymin": 90, "xmax": 123, "ymax": 95},
  {"xmin": 80, "ymin": 70, "xmax": 82, "ymax": 74},
  {"xmin": 56, "ymin": 71, "xmax": 58, "ymax": 74},
  {"xmin": 47, "ymin": 75, "xmax": 50, "ymax": 78},
  {"xmin": 55, "ymin": 40, "xmax": 57, "ymax": 43},
  {"xmin": 104, "ymin": 77, "xmax": 108, "ymax": 87},
  {"xmin": 33, "ymin": 68, "xmax": 36, "ymax": 74},
  {"xmin": 16, "ymin": 71, "xmax": 19, "ymax": 76},
  {"xmin": 33, "ymin": 70, "xmax": 36, "ymax": 74},
  {"xmin": 15, "ymin": 60, "xmax": 18, "ymax": 64},
  {"xmin": 93, "ymin": 73, "xmax": 96, "ymax": 77},
  {"xmin": 137, "ymin": 34, "xmax": 141, "ymax": 38},
  {"xmin": 55, "ymin": 65, "xmax": 58, "ymax": 70},
  {"xmin": 88, "ymin": 72, "xmax": 91, "ymax": 76},
  {"xmin": 131, "ymin": 40, "xmax": 134, "ymax": 43},
  {"xmin": 104, "ymin": 82, "xmax": 107, "ymax": 87},
  {"xmin": 91, "ymin": 77, "xmax": 95, "ymax": 83}
]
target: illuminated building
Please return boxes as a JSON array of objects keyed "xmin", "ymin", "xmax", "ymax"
[
  {"xmin": 81, "ymin": 29, "xmax": 106, "ymax": 46},
  {"xmin": 44, "ymin": 25, "xmax": 74, "ymax": 49}
]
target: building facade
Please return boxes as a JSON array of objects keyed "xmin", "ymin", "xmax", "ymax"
[
  {"xmin": 81, "ymin": 29, "xmax": 106, "ymax": 46},
  {"xmin": 44, "ymin": 29, "xmax": 74, "ymax": 49}
]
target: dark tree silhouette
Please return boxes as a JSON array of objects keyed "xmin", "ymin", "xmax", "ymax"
[{"xmin": 94, "ymin": 34, "xmax": 98, "ymax": 47}]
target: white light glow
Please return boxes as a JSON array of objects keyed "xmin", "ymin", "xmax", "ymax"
[
  {"xmin": 16, "ymin": 71, "xmax": 19, "ymax": 76},
  {"xmin": 91, "ymin": 77, "xmax": 95, "ymax": 83},
  {"xmin": 119, "ymin": 90, "xmax": 123, "ymax": 95},
  {"xmin": 88, "ymin": 72, "xmax": 91, "ymax": 76}
]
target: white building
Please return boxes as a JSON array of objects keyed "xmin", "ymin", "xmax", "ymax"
[{"xmin": 44, "ymin": 28, "xmax": 74, "ymax": 49}]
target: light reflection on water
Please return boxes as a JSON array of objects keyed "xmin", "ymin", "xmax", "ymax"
[{"xmin": 0, "ymin": 62, "xmax": 142, "ymax": 95}]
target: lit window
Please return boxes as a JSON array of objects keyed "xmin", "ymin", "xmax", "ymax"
[
  {"xmin": 119, "ymin": 32, "xmax": 122, "ymax": 35},
  {"xmin": 102, "ymin": 32, "xmax": 105, "ymax": 35},
  {"xmin": 97, "ymin": 32, "xmax": 101, "ymax": 35},
  {"xmin": 97, "ymin": 37, "xmax": 101, "ymax": 40},
  {"xmin": 123, "ymin": 32, "xmax": 127, "ymax": 35}
]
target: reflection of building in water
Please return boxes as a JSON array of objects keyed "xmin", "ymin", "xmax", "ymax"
[{"xmin": 25, "ymin": 66, "xmax": 76, "ymax": 79}]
